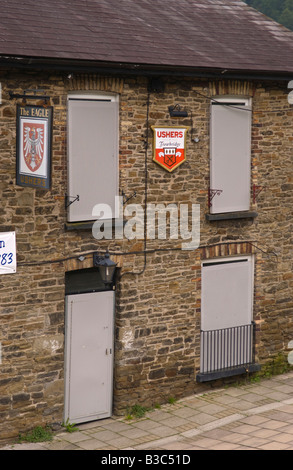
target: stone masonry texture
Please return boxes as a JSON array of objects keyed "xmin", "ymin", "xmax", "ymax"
[{"xmin": 0, "ymin": 69, "xmax": 292, "ymax": 443}]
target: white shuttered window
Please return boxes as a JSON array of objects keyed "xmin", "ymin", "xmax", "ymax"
[
  {"xmin": 210, "ymin": 98, "xmax": 252, "ymax": 214},
  {"xmin": 67, "ymin": 94, "xmax": 118, "ymax": 222},
  {"xmin": 201, "ymin": 256, "xmax": 254, "ymax": 331},
  {"xmin": 200, "ymin": 256, "xmax": 254, "ymax": 373}
]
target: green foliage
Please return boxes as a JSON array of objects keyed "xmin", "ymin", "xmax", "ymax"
[
  {"xmin": 262, "ymin": 352, "xmax": 293, "ymax": 376},
  {"xmin": 245, "ymin": 0, "xmax": 293, "ymax": 30},
  {"xmin": 125, "ymin": 404, "xmax": 149, "ymax": 419},
  {"xmin": 248, "ymin": 352, "xmax": 293, "ymax": 383},
  {"xmin": 62, "ymin": 418, "xmax": 79, "ymax": 433},
  {"xmin": 167, "ymin": 396, "xmax": 177, "ymax": 405},
  {"xmin": 125, "ymin": 398, "xmax": 174, "ymax": 420},
  {"xmin": 18, "ymin": 425, "xmax": 53, "ymax": 443}
]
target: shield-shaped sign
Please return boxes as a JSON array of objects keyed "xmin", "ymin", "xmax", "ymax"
[
  {"xmin": 151, "ymin": 126, "xmax": 189, "ymax": 172},
  {"xmin": 23, "ymin": 122, "xmax": 44, "ymax": 172}
]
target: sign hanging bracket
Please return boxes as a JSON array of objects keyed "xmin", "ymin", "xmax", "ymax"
[{"xmin": 9, "ymin": 89, "xmax": 50, "ymax": 105}]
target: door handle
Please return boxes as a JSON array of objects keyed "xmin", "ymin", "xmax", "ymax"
[{"xmin": 105, "ymin": 348, "xmax": 112, "ymax": 355}]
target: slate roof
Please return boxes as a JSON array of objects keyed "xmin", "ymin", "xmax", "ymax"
[{"xmin": 1, "ymin": 0, "xmax": 293, "ymax": 76}]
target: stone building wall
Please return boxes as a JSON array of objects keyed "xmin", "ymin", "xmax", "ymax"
[{"xmin": 0, "ymin": 69, "xmax": 292, "ymax": 442}]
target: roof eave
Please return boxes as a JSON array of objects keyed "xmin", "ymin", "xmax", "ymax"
[{"xmin": 0, "ymin": 55, "xmax": 293, "ymax": 82}]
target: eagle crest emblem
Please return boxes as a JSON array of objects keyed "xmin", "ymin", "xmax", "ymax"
[{"xmin": 23, "ymin": 124, "xmax": 44, "ymax": 172}]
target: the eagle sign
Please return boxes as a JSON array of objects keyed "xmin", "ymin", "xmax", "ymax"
[{"xmin": 23, "ymin": 125, "xmax": 44, "ymax": 172}]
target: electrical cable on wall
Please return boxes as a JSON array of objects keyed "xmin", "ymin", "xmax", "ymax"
[
  {"xmin": 119, "ymin": 88, "xmax": 150, "ymax": 278},
  {"xmin": 17, "ymin": 240, "xmax": 278, "ymax": 268},
  {"xmin": 193, "ymin": 88, "xmax": 292, "ymax": 113}
]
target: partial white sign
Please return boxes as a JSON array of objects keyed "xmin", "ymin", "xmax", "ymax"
[{"xmin": 0, "ymin": 232, "xmax": 16, "ymax": 274}]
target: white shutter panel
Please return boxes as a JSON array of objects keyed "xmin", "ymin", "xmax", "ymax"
[
  {"xmin": 201, "ymin": 257, "xmax": 253, "ymax": 331},
  {"xmin": 210, "ymin": 99, "xmax": 251, "ymax": 214},
  {"xmin": 67, "ymin": 98, "xmax": 118, "ymax": 222}
]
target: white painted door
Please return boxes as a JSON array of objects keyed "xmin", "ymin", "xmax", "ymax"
[{"xmin": 64, "ymin": 291, "xmax": 114, "ymax": 424}]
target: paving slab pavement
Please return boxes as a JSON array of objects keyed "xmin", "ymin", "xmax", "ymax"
[{"xmin": 2, "ymin": 371, "xmax": 293, "ymax": 451}]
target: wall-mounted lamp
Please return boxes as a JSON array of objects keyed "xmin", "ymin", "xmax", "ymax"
[
  {"xmin": 168, "ymin": 104, "xmax": 188, "ymax": 118},
  {"xmin": 93, "ymin": 250, "xmax": 117, "ymax": 286}
]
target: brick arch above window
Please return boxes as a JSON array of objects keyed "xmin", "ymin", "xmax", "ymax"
[
  {"xmin": 65, "ymin": 74, "xmax": 124, "ymax": 94},
  {"xmin": 208, "ymin": 80, "xmax": 256, "ymax": 97},
  {"xmin": 200, "ymin": 241, "xmax": 255, "ymax": 260}
]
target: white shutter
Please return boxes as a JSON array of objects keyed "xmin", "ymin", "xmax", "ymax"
[
  {"xmin": 201, "ymin": 256, "xmax": 254, "ymax": 331},
  {"xmin": 67, "ymin": 95, "xmax": 118, "ymax": 222},
  {"xmin": 210, "ymin": 98, "xmax": 251, "ymax": 214},
  {"xmin": 200, "ymin": 256, "xmax": 254, "ymax": 373}
]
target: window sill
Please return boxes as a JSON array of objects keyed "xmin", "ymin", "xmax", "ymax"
[
  {"xmin": 196, "ymin": 363, "xmax": 261, "ymax": 383},
  {"xmin": 206, "ymin": 211, "xmax": 258, "ymax": 222},
  {"xmin": 65, "ymin": 219, "xmax": 124, "ymax": 231},
  {"xmin": 65, "ymin": 221, "xmax": 94, "ymax": 231}
]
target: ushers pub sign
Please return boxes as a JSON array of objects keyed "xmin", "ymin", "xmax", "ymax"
[
  {"xmin": 16, "ymin": 105, "xmax": 53, "ymax": 190},
  {"xmin": 151, "ymin": 126, "xmax": 189, "ymax": 172}
]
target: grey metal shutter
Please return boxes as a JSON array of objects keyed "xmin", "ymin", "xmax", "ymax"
[
  {"xmin": 201, "ymin": 257, "xmax": 253, "ymax": 331},
  {"xmin": 67, "ymin": 97, "xmax": 118, "ymax": 222},
  {"xmin": 210, "ymin": 99, "xmax": 251, "ymax": 214},
  {"xmin": 201, "ymin": 256, "xmax": 254, "ymax": 372}
]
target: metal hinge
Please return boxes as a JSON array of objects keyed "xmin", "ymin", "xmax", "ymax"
[
  {"xmin": 65, "ymin": 194, "xmax": 79, "ymax": 209},
  {"xmin": 208, "ymin": 188, "xmax": 223, "ymax": 207},
  {"xmin": 253, "ymin": 184, "xmax": 264, "ymax": 204}
]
